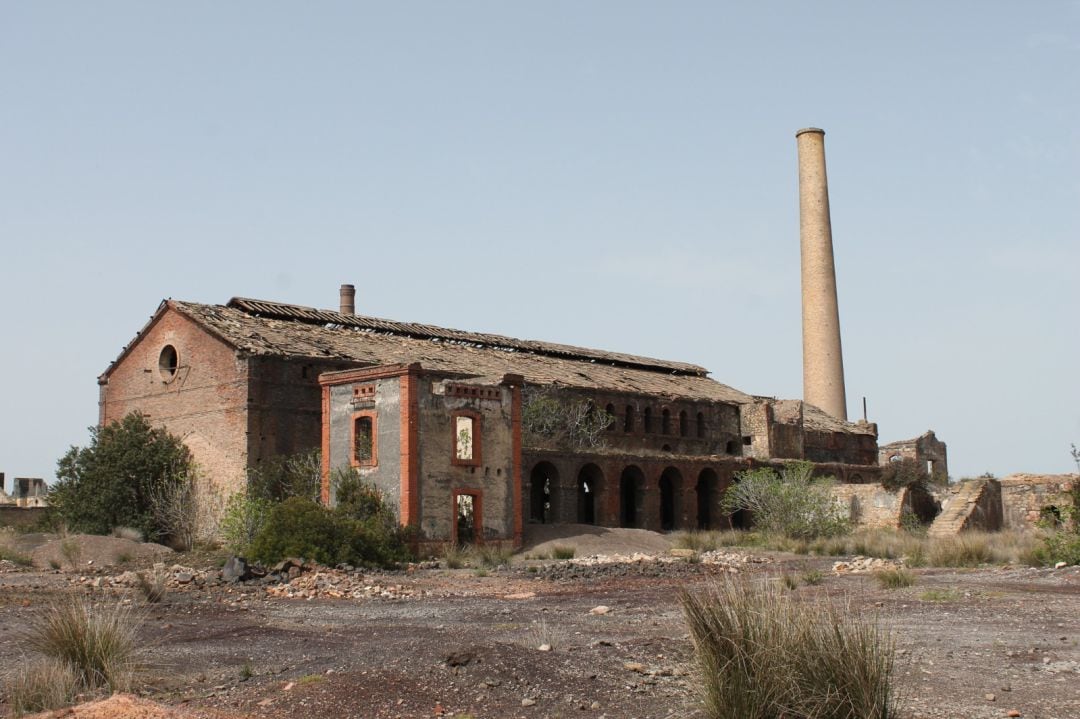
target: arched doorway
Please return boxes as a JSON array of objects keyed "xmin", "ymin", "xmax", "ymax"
[
  {"xmin": 659, "ymin": 467, "xmax": 683, "ymax": 531},
  {"xmin": 696, "ymin": 468, "xmax": 719, "ymax": 529},
  {"xmin": 529, "ymin": 462, "xmax": 559, "ymax": 524},
  {"xmin": 619, "ymin": 466, "xmax": 645, "ymax": 528},
  {"xmin": 577, "ymin": 464, "xmax": 603, "ymax": 525}
]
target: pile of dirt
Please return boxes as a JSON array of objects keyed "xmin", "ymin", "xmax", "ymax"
[
  {"xmin": 30, "ymin": 534, "xmax": 173, "ymax": 570},
  {"xmin": 521, "ymin": 523, "xmax": 674, "ymax": 557},
  {"xmin": 25, "ymin": 693, "xmax": 239, "ymax": 719}
]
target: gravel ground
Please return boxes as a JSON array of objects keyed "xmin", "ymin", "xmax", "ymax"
[{"xmin": 1, "ymin": 527, "xmax": 1078, "ymax": 719}]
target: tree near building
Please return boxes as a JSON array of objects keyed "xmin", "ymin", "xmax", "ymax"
[{"xmin": 49, "ymin": 412, "xmax": 192, "ymax": 540}]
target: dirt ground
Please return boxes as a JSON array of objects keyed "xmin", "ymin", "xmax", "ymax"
[{"xmin": 1, "ymin": 526, "xmax": 1078, "ymax": 719}]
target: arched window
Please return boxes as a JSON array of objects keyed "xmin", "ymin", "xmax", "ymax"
[
  {"xmin": 696, "ymin": 412, "xmax": 706, "ymax": 439},
  {"xmin": 678, "ymin": 410, "xmax": 688, "ymax": 437},
  {"xmin": 643, "ymin": 407, "xmax": 653, "ymax": 433},
  {"xmin": 605, "ymin": 404, "xmax": 616, "ymax": 431},
  {"xmin": 661, "ymin": 408, "xmax": 671, "ymax": 435},
  {"xmin": 624, "ymin": 406, "xmax": 635, "ymax": 433}
]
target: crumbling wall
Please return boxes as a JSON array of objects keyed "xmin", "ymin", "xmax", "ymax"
[
  {"xmin": 999, "ymin": 474, "xmax": 1077, "ymax": 529},
  {"xmin": 879, "ymin": 430, "xmax": 948, "ymax": 480}
]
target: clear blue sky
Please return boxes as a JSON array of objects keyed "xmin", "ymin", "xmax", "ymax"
[{"xmin": 2, "ymin": 2, "xmax": 1077, "ymax": 483}]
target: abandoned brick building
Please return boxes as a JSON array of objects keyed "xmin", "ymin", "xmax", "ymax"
[{"xmin": 98, "ymin": 287, "xmax": 883, "ymax": 546}]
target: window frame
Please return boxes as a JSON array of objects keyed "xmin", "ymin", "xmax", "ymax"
[
  {"xmin": 450, "ymin": 410, "xmax": 483, "ymax": 467},
  {"xmin": 350, "ymin": 410, "xmax": 378, "ymax": 468}
]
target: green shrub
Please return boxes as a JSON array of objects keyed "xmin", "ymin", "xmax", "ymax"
[
  {"xmin": 443, "ymin": 543, "xmax": 467, "ymax": 569},
  {"xmin": 674, "ymin": 530, "xmax": 718, "ymax": 552},
  {"xmin": 220, "ymin": 493, "xmax": 274, "ymax": 555},
  {"xmin": 681, "ymin": 577, "xmax": 897, "ymax": 719},
  {"xmin": 475, "ymin": 545, "xmax": 513, "ymax": 567},
  {"xmin": 248, "ymin": 497, "xmax": 410, "ymax": 569},
  {"xmin": 550, "ymin": 545, "xmax": 576, "ymax": 560},
  {"xmin": 723, "ymin": 461, "xmax": 850, "ymax": 540},
  {"xmin": 23, "ymin": 596, "xmax": 141, "ymax": 693},
  {"xmin": 800, "ymin": 569, "xmax": 825, "ymax": 586},
  {"xmin": 1030, "ymin": 530, "xmax": 1080, "ymax": 567},
  {"xmin": 48, "ymin": 412, "xmax": 192, "ymax": 540}
]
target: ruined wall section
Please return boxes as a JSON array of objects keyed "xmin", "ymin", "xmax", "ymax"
[
  {"xmin": 417, "ymin": 378, "xmax": 516, "ymax": 543},
  {"xmin": 98, "ymin": 308, "xmax": 250, "ymax": 497},
  {"xmin": 325, "ymin": 378, "xmax": 403, "ymax": 515},
  {"xmin": 526, "ymin": 388, "xmax": 742, "ymax": 458},
  {"xmin": 805, "ymin": 430, "xmax": 878, "ymax": 466},
  {"xmin": 879, "ymin": 431, "xmax": 949, "ymax": 480},
  {"xmin": 999, "ymin": 474, "xmax": 1077, "ymax": 529}
]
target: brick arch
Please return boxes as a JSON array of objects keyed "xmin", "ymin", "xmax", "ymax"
[
  {"xmin": 576, "ymin": 463, "xmax": 604, "ymax": 525},
  {"xmin": 659, "ymin": 466, "xmax": 684, "ymax": 531}
]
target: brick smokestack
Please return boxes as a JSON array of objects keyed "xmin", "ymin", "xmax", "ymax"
[
  {"xmin": 796, "ymin": 128, "xmax": 847, "ymax": 421},
  {"xmin": 339, "ymin": 284, "xmax": 355, "ymax": 315}
]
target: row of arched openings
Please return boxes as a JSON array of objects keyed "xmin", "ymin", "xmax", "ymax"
[
  {"xmin": 603, "ymin": 404, "xmax": 707, "ymax": 439},
  {"xmin": 529, "ymin": 462, "xmax": 751, "ymax": 531}
]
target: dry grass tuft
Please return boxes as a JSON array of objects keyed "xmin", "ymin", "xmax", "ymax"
[
  {"xmin": 22, "ymin": 595, "xmax": 142, "ymax": 692},
  {"xmin": 5, "ymin": 656, "xmax": 82, "ymax": 715},
  {"xmin": 681, "ymin": 576, "xmax": 898, "ymax": 719}
]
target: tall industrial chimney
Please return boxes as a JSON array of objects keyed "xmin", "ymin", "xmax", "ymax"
[
  {"xmin": 339, "ymin": 284, "xmax": 356, "ymax": 315},
  {"xmin": 796, "ymin": 128, "xmax": 847, "ymax": 421}
]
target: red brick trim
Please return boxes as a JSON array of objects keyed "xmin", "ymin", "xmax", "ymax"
[
  {"xmin": 320, "ymin": 384, "xmax": 331, "ymax": 505},
  {"xmin": 319, "ymin": 362, "xmax": 420, "ymax": 386},
  {"xmin": 450, "ymin": 409, "xmax": 483, "ymax": 467},
  {"xmin": 350, "ymin": 410, "xmax": 378, "ymax": 468},
  {"xmin": 399, "ymin": 368, "xmax": 420, "ymax": 528},
  {"xmin": 451, "ymin": 489, "xmax": 483, "ymax": 546}
]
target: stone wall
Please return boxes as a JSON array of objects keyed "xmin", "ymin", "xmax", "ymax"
[{"xmin": 999, "ymin": 474, "xmax": 1077, "ymax": 529}]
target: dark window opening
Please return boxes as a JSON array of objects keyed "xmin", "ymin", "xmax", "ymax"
[
  {"xmin": 696, "ymin": 412, "xmax": 706, "ymax": 439},
  {"xmin": 624, "ymin": 406, "xmax": 635, "ymax": 433},
  {"xmin": 661, "ymin": 408, "xmax": 671, "ymax": 435},
  {"xmin": 456, "ymin": 493, "xmax": 477, "ymax": 545},
  {"xmin": 679, "ymin": 410, "xmax": 688, "ymax": 437},
  {"xmin": 726, "ymin": 440, "xmax": 738, "ymax": 454},
  {"xmin": 158, "ymin": 345, "xmax": 179, "ymax": 382},
  {"xmin": 530, "ymin": 462, "xmax": 559, "ymax": 524},
  {"xmin": 353, "ymin": 416, "xmax": 374, "ymax": 465},
  {"xmin": 742, "ymin": 436, "xmax": 753, "ymax": 446},
  {"xmin": 643, "ymin": 407, "xmax": 653, "ymax": 433}
]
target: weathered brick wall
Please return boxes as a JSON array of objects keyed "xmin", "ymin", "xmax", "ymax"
[
  {"xmin": 999, "ymin": 474, "xmax": 1077, "ymax": 529},
  {"xmin": 527, "ymin": 388, "xmax": 743, "ymax": 458},
  {"xmin": 0, "ymin": 506, "xmax": 49, "ymax": 529},
  {"xmin": 247, "ymin": 356, "xmax": 354, "ymax": 468},
  {"xmin": 739, "ymin": 401, "xmax": 773, "ymax": 459},
  {"xmin": 99, "ymin": 308, "xmax": 250, "ymax": 497},
  {"xmin": 805, "ymin": 431, "xmax": 878, "ymax": 466},
  {"xmin": 417, "ymin": 378, "xmax": 516, "ymax": 543}
]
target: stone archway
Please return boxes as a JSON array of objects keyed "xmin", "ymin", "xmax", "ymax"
[
  {"xmin": 619, "ymin": 466, "xmax": 645, "ymax": 528},
  {"xmin": 529, "ymin": 462, "xmax": 559, "ymax": 524},
  {"xmin": 659, "ymin": 466, "xmax": 683, "ymax": 531},
  {"xmin": 577, "ymin": 463, "xmax": 603, "ymax": 525}
]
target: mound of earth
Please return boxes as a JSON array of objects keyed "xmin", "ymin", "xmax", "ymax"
[
  {"xmin": 31, "ymin": 534, "xmax": 173, "ymax": 570},
  {"xmin": 24, "ymin": 693, "xmax": 239, "ymax": 719},
  {"xmin": 521, "ymin": 523, "xmax": 674, "ymax": 557}
]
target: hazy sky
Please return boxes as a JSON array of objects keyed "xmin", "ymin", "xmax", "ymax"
[{"xmin": 2, "ymin": 2, "xmax": 1078, "ymax": 483}]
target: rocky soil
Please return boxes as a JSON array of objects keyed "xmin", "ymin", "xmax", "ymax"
[{"xmin": 0, "ymin": 527, "xmax": 1077, "ymax": 719}]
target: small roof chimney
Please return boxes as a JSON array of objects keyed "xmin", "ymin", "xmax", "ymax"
[{"xmin": 339, "ymin": 284, "xmax": 355, "ymax": 315}]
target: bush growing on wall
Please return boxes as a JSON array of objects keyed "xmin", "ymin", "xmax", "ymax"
[
  {"xmin": 521, "ymin": 386, "xmax": 614, "ymax": 450},
  {"xmin": 723, "ymin": 461, "xmax": 850, "ymax": 540},
  {"xmin": 48, "ymin": 413, "xmax": 192, "ymax": 540}
]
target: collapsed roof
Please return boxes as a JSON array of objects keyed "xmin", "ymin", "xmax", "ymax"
[{"xmin": 101, "ymin": 296, "xmax": 873, "ymax": 436}]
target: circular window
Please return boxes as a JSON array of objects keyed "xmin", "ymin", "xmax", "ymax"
[{"xmin": 158, "ymin": 345, "xmax": 179, "ymax": 382}]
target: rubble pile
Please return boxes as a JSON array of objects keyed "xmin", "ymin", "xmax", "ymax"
[{"xmin": 831, "ymin": 556, "xmax": 904, "ymax": 574}]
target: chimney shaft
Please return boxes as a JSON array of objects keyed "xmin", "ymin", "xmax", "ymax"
[
  {"xmin": 339, "ymin": 284, "xmax": 355, "ymax": 315},
  {"xmin": 796, "ymin": 128, "xmax": 848, "ymax": 421}
]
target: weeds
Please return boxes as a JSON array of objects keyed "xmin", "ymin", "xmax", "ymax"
[
  {"xmin": 681, "ymin": 577, "xmax": 897, "ymax": 719},
  {"xmin": 111, "ymin": 526, "xmax": 144, "ymax": 542},
  {"xmin": 801, "ymin": 569, "xmax": 825, "ymax": 586},
  {"xmin": 59, "ymin": 538, "xmax": 82, "ymax": 570},
  {"xmin": 134, "ymin": 570, "xmax": 167, "ymax": 603},
  {"xmin": 550, "ymin": 545, "xmax": 576, "ymax": 560},
  {"xmin": 874, "ymin": 567, "xmax": 916, "ymax": 589},
  {"xmin": 475, "ymin": 545, "xmax": 513, "ymax": 568},
  {"xmin": 527, "ymin": 617, "xmax": 566, "ymax": 651},
  {"xmin": 21, "ymin": 595, "xmax": 142, "ymax": 693},
  {"xmin": 781, "ymin": 574, "xmax": 799, "ymax": 590},
  {"xmin": 239, "ymin": 660, "xmax": 254, "ymax": 681},
  {"xmin": 0, "ymin": 545, "xmax": 33, "ymax": 567},
  {"xmin": 5, "ymin": 657, "xmax": 82, "ymax": 715},
  {"xmin": 442, "ymin": 544, "xmax": 467, "ymax": 569},
  {"xmin": 920, "ymin": 587, "xmax": 963, "ymax": 600},
  {"xmin": 674, "ymin": 530, "xmax": 718, "ymax": 553}
]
